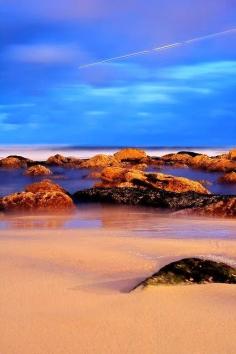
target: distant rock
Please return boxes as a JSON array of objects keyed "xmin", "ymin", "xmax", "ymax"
[
  {"xmin": 0, "ymin": 155, "xmax": 31, "ymax": 169},
  {"xmin": 0, "ymin": 180, "xmax": 74, "ymax": 213},
  {"xmin": 114, "ymin": 148, "xmax": 147, "ymax": 162},
  {"xmin": 218, "ymin": 172, "xmax": 236, "ymax": 184},
  {"xmin": 133, "ymin": 258, "xmax": 236, "ymax": 289},
  {"xmin": 25, "ymin": 165, "xmax": 52, "ymax": 176},
  {"xmin": 229, "ymin": 149, "xmax": 236, "ymax": 161},
  {"xmin": 46, "ymin": 154, "xmax": 81, "ymax": 167},
  {"xmin": 80, "ymin": 154, "xmax": 119, "ymax": 168},
  {"xmin": 96, "ymin": 167, "xmax": 210, "ymax": 194}
]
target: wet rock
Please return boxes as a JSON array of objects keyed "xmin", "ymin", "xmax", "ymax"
[
  {"xmin": 218, "ymin": 172, "xmax": 236, "ymax": 184},
  {"xmin": 25, "ymin": 165, "xmax": 53, "ymax": 176},
  {"xmin": 114, "ymin": 148, "xmax": 147, "ymax": 162},
  {"xmin": 79, "ymin": 154, "xmax": 119, "ymax": 168},
  {"xmin": 46, "ymin": 154, "xmax": 81, "ymax": 167},
  {"xmin": 0, "ymin": 155, "xmax": 31, "ymax": 169},
  {"xmin": 0, "ymin": 180, "xmax": 74, "ymax": 213},
  {"xmin": 133, "ymin": 258, "xmax": 236, "ymax": 289},
  {"xmin": 193, "ymin": 198, "xmax": 236, "ymax": 217},
  {"xmin": 73, "ymin": 187, "xmax": 223, "ymax": 209},
  {"xmin": 96, "ymin": 167, "xmax": 210, "ymax": 194}
]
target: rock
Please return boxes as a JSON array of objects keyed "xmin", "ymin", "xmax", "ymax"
[
  {"xmin": 74, "ymin": 187, "xmax": 222, "ymax": 208},
  {"xmin": 96, "ymin": 167, "xmax": 210, "ymax": 194},
  {"xmin": 46, "ymin": 154, "xmax": 81, "ymax": 167},
  {"xmin": 133, "ymin": 258, "xmax": 236, "ymax": 289},
  {"xmin": 0, "ymin": 191, "xmax": 74, "ymax": 213},
  {"xmin": 228, "ymin": 149, "xmax": 236, "ymax": 161},
  {"xmin": 218, "ymin": 172, "xmax": 236, "ymax": 184},
  {"xmin": 25, "ymin": 179, "xmax": 66, "ymax": 194},
  {"xmin": 0, "ymin": 180, "xmax": 74, "ymax": 213},
  {"xmin": 114, "ymin": 148, "xmax": 147, "ymax": 162},
  {"xmin": 25, "ymin": 165, "xmax": 53, "ymax": 176},
  {"xmin": 80, "ymin": 154, "xmax": 119, "ymax": 168},
  {"xmin": 0, "ymin": 156, "xmax": 31, "ymax": 169},
  {"xmin": 193, "ymin": 198, "xmax": 236, "ymax": 217},
  {"xmin": 161, "ymin": 153, "xmax": 193, "ymax": 165}
]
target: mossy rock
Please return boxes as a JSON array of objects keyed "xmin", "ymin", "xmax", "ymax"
[{"xmin": 133, "ymin": 258, "xmax": 236, "ymax": 289}]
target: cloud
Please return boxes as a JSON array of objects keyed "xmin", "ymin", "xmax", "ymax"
[
  {"xmin": 163, "ymin": 61, "xmax": 236, "ymax": 80},
  {"xmin": 6, "ymin": 44, "xmax": 81, "ymax": 64}
]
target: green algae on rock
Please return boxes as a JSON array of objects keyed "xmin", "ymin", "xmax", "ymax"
[{"xmin": 133, "ymin": 258, "xmax": 236, "ymax": 290}]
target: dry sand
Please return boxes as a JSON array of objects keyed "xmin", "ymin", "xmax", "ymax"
[{"xmin": 1, "ymin": 226, "xmax": 236, "ymax": 354}]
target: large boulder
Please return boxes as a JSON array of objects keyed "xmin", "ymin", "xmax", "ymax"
[
  {"xmin": 80, "ymin": 154, "xmax": 119, "ymax": 168},
  {"xmin": 0, "ymin": 155, "xmax": 31, "ymax": 169},
  {"xmin": 133, "ymin": 258, "xmax": 236, "ymax": 290},
  {"xmin": 0, "ymin": 180, "xmax": 74, "ymax": 213},
  {"xmin": 97, "ymin": 167, "xmax": 210, "ymax": 194},
  {"xmin": 218, "ymin": 172, "xmax": 236, "ymax": 184},
  {"xmin": 25, "ymin": 165, "xmax": 52, "ymax": 176},
  {"xmin": 114, "ymin": 148, "xmax": 147, "ymax": 162}
]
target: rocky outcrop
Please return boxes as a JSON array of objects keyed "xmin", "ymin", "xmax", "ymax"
[
  {"xmin": 74, "ymin": 187, "xmax": 223, "ymax": 209},
  {"xmin": 0, "ymin": 155, "xmax": 32, "ymax": 169},
  {"xmin": 0, "ymin": 180, "xmax": 74, "ymax": 213},
  {"xmin": 218, "ymin": 172, "xmax": 236, "ymax": 184},
  {"xmin": 133, "ymin": 258, "xmax": 236, "ymax": 289},
  {"xmin": 25, "ymin": 165, "xmax": 53, "ymax": 176},
  {"xmin": 46, "ymin": 154, "xmax": 81, "ymax": 167},
  {"xmin": 161, "ymin": 152, "xmax": 236, "ymax": 172},
  {"xmin": 114, "ymin": 148, "xmax": 147, "ymax": 162},
  {"xmin": 80, "ymin": 154, "xmax": 119, "ymax": 168},
  {"xmin": 96, "ymin": 167, "xmax": 210, "ymax": 194}
]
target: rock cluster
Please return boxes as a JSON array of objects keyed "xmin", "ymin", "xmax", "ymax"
[
  {"xmin": 96, "ymin": 167, "xmax": 210, "ymax": 194},
  {"xmin": 133, "ymin": 258, "xmax": 236, "ymax": 289}
]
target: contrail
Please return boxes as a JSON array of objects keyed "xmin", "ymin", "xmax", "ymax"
[{"xmin": 79, "ymin": 28, "xmax": 236, "ymax": 69}]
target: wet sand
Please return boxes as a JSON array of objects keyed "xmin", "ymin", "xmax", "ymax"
[{"xmin": 1, "ymin": 214, "xmax": 236, "ymax": 354}]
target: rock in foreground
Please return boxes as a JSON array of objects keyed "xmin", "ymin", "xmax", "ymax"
[
  {"xmin": 0, "ymin": 180, "xmax": 74, "ymax": 213},
  {"xmin": 74, "ymin": 187, "xmax": 236, "ymax": 217},
  {"xmin": 133, "ymin": 258, "xmax": 236, "ymax": 289}
]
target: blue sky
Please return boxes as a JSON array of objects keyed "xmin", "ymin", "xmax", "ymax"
[{"xmin": 0, "ymin": 0, "xmax": 236, "ymax": 146}]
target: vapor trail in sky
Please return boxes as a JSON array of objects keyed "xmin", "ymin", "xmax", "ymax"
[{"xmin": 79, "ymin": 28, "xmax": 236, "ymax": 69}]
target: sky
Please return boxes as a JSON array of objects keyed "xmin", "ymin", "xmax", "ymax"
[{"xmin": 0, "ymin": 0, "xmax": 236, "ymax": 146}]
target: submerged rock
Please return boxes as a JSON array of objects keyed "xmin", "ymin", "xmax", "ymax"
[
  {"xmin": 114, "ymin": 148, "xmax": 147, "ymax": 162},
  {"xmin": 133, "ymin": 258, "xmax": 236, "ymax": 289},
  {"xmin": 25, "ymin": 165, "xmax": 53, "ymax": 176},
  {"xmin": 96, "ymin": 167, "xmax": 210, "ymax": 194},
  {"xmin": 0, "ymin": 155, "xmax": 31, "ymax": 169},
  {"xmin": 0, "ymin": 180, "xmax": 74, "ymax": 213}
]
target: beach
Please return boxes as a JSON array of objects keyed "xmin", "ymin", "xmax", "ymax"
[{"xmin": 1, "ymin": 209, "xmax": 236, "ymax": 354}]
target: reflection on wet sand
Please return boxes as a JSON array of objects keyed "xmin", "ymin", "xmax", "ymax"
[{"xmin": 0, "ymin": 204, "xmax": 236, "ymax": 240}]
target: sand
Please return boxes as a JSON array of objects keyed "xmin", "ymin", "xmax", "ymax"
[{"xmin": 1, "ymin": 226, "xmax": 236, "ymax": 354}]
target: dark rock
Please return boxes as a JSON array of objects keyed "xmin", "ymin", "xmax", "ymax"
[
  {"xmin": 133, "ymin": 258, "xmax": 236, "ymax": 289},
  {"xmin": 73, "ymin": 187, "xmax": 232, "ymax": 210}
]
